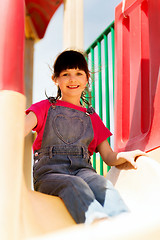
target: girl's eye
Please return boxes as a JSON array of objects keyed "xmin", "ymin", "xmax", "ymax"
[
  {"xmin": 62, "ymin": 73, "xmax": 68, "ymax": 77},
  {"xmin": 77, "ymin": 72, "xmax": 83, "ymax": 76}
]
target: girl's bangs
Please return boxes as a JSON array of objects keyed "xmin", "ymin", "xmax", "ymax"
[{"xmin": 54, "ymin": 50, "xmax": 88, "ymax": 77}]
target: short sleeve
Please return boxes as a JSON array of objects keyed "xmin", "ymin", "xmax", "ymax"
[
  {"xmin": 25, "ymin": 100, "xmax": 50, "ymax": 132},
  {"xmin": 88, "ymin": 112, "xmax": 112, "ymax": 155}
]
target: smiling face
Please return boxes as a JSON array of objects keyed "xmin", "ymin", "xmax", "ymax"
[
  {"xmin": 52, "ymin": 50, "xmax": 90, "ymax": 106},
  {"xmin": 54, "ymin": 68, "xmax": 88, "ymax": 105}
]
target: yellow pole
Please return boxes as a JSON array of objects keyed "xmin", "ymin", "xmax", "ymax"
[
  {"xmin": 0, "ymin": 90, "xmax": 26, "ymax": 240},
  {"xmin": 24, "ymin": 38, "xmax": 35, "ymax": 189}
]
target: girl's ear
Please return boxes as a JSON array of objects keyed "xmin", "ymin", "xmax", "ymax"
[
  {"xmin": 52, "ymin": 75, "xmax": 58, "ymax": 85},
  {"xmin": 51, "ymin": 75, "xmax": 55, "ymax": 81}
]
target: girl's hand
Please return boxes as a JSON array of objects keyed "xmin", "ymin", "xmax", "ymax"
[
  {"xmin": 116, "ymin": 150, "xmax": 147, "ymax": 170},
  {"xmin": 97, "ymin": 140, "xmax": 147, "ymax": 170}
]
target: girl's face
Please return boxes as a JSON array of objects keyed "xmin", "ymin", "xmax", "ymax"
[{"xmin": 54, "ymin": 68, "xmax": 88, "ymax": 104}]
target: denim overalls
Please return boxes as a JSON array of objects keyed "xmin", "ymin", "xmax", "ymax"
[{"xmin": 33, "ymin": 103, "xmax": 128, "ymax": 223}]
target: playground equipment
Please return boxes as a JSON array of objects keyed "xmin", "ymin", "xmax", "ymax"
[
  {"xmin": 114, "ymin": 0, "xmax": 160, "ymax": 156},
  {"xmin": 28, "ymin": 156, "xmax": 160, "ymax": 240},
  {"xmin": 0, "ymin": 0, "xmax": 160, "ymax": 239}
]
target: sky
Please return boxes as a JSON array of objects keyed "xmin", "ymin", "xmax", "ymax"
[{"xmin": 33, "ymin": 0, "xmax": 122, "ymax": 103}]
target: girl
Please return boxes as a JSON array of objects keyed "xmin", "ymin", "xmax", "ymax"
[{"xmin": 25, "ymin": 50, "xmax": 144, "ymax": 224}]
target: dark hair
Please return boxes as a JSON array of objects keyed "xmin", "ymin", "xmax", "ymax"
[
  {"xmin": 49, "ymin": 50, "xmax": 91, "ymax": 106},
  {"xmin": 53, "ymin": 50, "xmax": 90, "ymax": 79}
]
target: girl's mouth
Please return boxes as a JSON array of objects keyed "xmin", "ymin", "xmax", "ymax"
[{"xmin": 67, "ymin": 85, "xmax": 80, "ymax": 89}]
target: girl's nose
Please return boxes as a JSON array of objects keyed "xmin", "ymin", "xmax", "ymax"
[{"xmin": 69, "ymin": 75, "xmax": 75, "ymax": 82}]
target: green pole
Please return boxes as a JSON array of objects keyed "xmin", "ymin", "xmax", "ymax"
[
  {"xmin": 104, "ymin": 34, "xmax": 110, "ymax": 141},
  {"xmin": 97, "ymin": 41, "xmax": 103, "ymax": 175},
  {"xmin": 104, "ymin": 34, "xmax": 111, "ymax": 172},
  {"xmin": 111, "ymin": 26, "xmax": 115, "ymax": 104},
  {"xmin": 91, "ymin": 47, "xmax": 96, "ymax": 170}
]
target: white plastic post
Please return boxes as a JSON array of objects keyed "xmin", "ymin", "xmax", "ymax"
[
  {"xmin": 63, "ymin": 0, "xmax": 84, "ymax": 50},
  {"xmin": 0, "ymin": 91, "xmax": 26, "ymax": 240}
]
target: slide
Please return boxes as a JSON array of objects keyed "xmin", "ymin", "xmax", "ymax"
[
  {"xmin": 26, "ymin": 153, "xmax": 160, "ymax": 240},
  {"xmin": 21, "ymin": 181, "xmax": 76, "ymax": 239}
]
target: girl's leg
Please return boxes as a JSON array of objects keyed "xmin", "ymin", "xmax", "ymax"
[
  {"xmin": 34, "ymin": 173, "xmax": 107, "ymax": 224},
  {"xmin": 76, "ymin": 168, "xmax": 129, "ymax": 217},
  {"xmin": 102, "ymin": 180, "xmax": 129, "ymax": 216}
]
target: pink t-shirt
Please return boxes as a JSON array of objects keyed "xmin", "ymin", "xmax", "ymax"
[{"xmin": 26, "ymin": 99, "xmax": 112, "ymax": 155}]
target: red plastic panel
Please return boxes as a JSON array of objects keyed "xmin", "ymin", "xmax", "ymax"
[
  {"xmin": 25, "ymin": 0, "xmax": 63, "ymax": 39},
  {"xmin": 0, "ymin": 0, "xmax": 25, "ymax": 94},
  {"xmin": 114, "ymin": 0, "xmax": 160, "ymax": 152}
]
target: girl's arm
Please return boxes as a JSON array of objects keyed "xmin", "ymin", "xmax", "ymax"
[
  {"xmin": 97, "ymin": 139, "xmax": 146, "ymax": 169},
  {"xmin": 24, "ymin": 111, "xmax": 37, "ymax": 137}
]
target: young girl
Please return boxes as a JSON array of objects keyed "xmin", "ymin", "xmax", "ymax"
[{"xmin": 25, "ymin": 50, "xmax": 144, "ymax": 224}]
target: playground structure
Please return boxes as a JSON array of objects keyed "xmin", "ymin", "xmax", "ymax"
[{"xmin": 0, "ymin": 0, "xmax": 160, "ymax": 239}]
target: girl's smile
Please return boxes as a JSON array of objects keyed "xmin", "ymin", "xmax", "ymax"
[{"xmin": 67, "ymin": 85, "xmax": 80, "ymax": 89}]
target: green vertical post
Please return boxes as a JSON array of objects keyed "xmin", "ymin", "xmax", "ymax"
[
  {"xmin": 104, "ymin": 34, "xmax": 111, "ymax": 172},
  {"xmin": 98, "ymin": 41, "xmax": 103, "ymax": 120},
  {"xmin": 91, "ymin": 48, "xmax": 95, "ymax": 109},
  {"xmin": 85, "ymin": 55, "xmax": 89, "ymax": 107},
  {"xmin": 97, "ymin": 41, "xmax": 103, "ymax": 175},
  {"xmin": 111, "ymin": 26, "xmax": 115, "ymax": 104},
  {"xmin": 104, "ymin": 34, "xmax": 110, "ymax": 142},
  {"xmin": 91, "ymin": 47, "xmax": 96, "ymax": 170}
]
